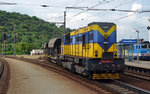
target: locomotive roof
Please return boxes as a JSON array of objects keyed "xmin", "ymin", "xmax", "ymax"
[{"xmin": 88, "ymin": 22, "xmax": 115, "ymax": 26}]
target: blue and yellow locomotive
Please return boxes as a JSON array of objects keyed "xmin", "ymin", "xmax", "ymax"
[{"xmin": 44, "ymin": 22, "xmax": 124, "ymax": 79}]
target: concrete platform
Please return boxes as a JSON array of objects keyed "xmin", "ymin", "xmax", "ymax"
[
  {"xmin": 5, "ymin": 58, "xmax": 97, "ymax": 94},
  {"xmin": 125, "ymin": 59, "xmax": 150, "ymax": 69}
]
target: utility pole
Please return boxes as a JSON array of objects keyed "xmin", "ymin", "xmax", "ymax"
[
  {"xmin": 4, "ymin": 33, "xmax": 6, "ymax": 55},
  {"xmin": 2, "ymin": 44, "xmax": 3, "ymax": 55},
  {"xmin": 136, "ymin": 30, "xmax": 139, "ymax": 62},
  {"xmin": 63, "ymin": 11, "xmax": 66, "ymax": 35},
  {"xmin": 148, "ymin": 17, "xmax": 150, "ymax": 42},
  {"xmin": 13, "ymin": 24, "xmax": 16, "ymax": 56},
  {"xmin": 0, "ymin": 26, "xmax": 4, "ymax": 55}
]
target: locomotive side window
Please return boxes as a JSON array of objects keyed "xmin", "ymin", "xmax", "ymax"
[
  {"xmin": 89, "ymin": 33, "xmax": 93, "ymax": 40},
  {"xmin": 79, "ymin": 36, "xmax": 82, "ymax": 41},
  {"xmin": 136, "ymin": 45, "xmax": 140, "ymax": 49},
  {"xmin": 65, "ymin": 34, "xmax": 70, "ymax": 44},
  {"xmin": 141, "ymin": 44, "xmax": 147, "ymax": 48},
  {"xmin": 75, "ymin": 36, "xmax": 79, "ymax": 42},
  {"xmin": 70, "ymin": 38, "xmax": 72, "ymax": 43},
  {"xmin": 82, "ymin": 34, "xmax": 85, "ymax": 46},
  {"xmin": 75, "ymin": 35, "xmax": 82, "ymax": 42}
]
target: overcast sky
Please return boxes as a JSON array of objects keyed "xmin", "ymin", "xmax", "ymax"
[{"xmin": 0, "ymin": 0, "xmax": 150, "ymax": 41}]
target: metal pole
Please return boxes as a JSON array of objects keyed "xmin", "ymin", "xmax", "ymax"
[
  {"xmin": 4, "ymin": 40, "xmax": 5, "ymax": 55},
  {"xmin": 124, "ymin": 45, "xmax": 125, "ymax": 59},
  {"xmin": 63, "ymin": 11, "xmax": 66, "ymax": 35},
  {"xmin": 148, "ymin": 18, "xmax": 150, "ymax": 42},
  {"xmin": 136, "ymin": 30, "xmax": 139, "ymax": 62},
  {"xmin": 121, "ymin": 43, "xmax": 122, "ymax": 58},
  {"xmin": 132, "ymin": 44, "xmax": 133, "ymax": 60},
  {"xmin": 2, "ymin": 44, "xmax": 3, "ymax": 55},
  {"xmin": 13, "ymin": 24, "xmax": 16, "ymax": 56}
]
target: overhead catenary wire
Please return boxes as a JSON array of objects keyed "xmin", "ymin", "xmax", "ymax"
[
  {"xmin": 66, "ymin": 0, "xmax": 113, "ymax": 23},
  {"xmin": 0, "ymin": 2, "xmax": 65, "ymax": 8},
  {"xmin": 78, "ymin": 0, "xmax": 134, "ymax": 23},
  {"xmin": 113, "ymin": 0, "xmax": 135, "ymax": 8},
  {"xmin": 0, "ymin": 2, "xmax": 17, "ymax": 5},
  {"xmin": 72, "ymin": 0, "xmax": 85, "ymax": 7}
]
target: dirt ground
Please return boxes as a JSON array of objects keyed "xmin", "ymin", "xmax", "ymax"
[
  {"xmin": 4, "ymin": 58, "xmax": 98, "ymax": 94},
  {"xmin": 16, "ymin": 55, "xmax": 43, "ymax": 59}
]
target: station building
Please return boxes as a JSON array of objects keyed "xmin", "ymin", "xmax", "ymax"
[{"xmin": 30, "ymin": 49, "xmax": 44, "ymax": 55}]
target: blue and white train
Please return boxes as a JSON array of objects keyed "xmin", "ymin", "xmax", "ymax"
[
  {"xmin": 118, "ymin": 41, "xmax": 150, "ymax": 60},
  {"xmin": 132, "ymin": 42, "xmax": 150, "ymax": 60}
]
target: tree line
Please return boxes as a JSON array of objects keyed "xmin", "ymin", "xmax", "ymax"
[{"xmin": 0, "ymin": 10, "xmax": 71, "ymax": 55}]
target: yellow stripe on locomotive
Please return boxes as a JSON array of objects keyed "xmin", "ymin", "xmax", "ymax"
[{"xmin": 93, "ymin": 73, "xmax": 119, "ymax": 79}]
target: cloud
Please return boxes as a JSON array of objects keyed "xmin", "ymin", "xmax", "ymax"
[
  {"xmin": 115, "ymin": 3, "xmax": 150, "ymax": 41},
  {"xmin": 131, "ymin": 3, "xmax": 142, "ymax": 11},
  {"xmin": 116, "ymin": 15, "xmax": 149, "ymax": 41},
  {"xmin": 67, "ymin": 13, "xmax": 93, "ymax": 29},
  {"xmin": 128, "ymin": 3, "xmax": 142, "ymax": 15}
]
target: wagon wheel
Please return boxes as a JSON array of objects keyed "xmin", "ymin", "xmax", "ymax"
[{"xmin": 88, "ymin": 74, "xmax": 93, "ymax": 80}]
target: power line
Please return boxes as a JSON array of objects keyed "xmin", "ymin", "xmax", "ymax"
[
  {"xmin": 72, "ymin": 0, "xmax": 85, "ymax": 7},
  {"xmin": 0, "ymin": 2, "xmax": 64, "ymax": 8},
  {"xmin": 0, "ymin": 2, "xmax": 17, "ymax": 5},
  {"xmin": 84, "ymin": 7, "xmax": 150, "ymax": 22},
  {"xmin": 87, "ymin": 8, "xmax": 142, "ymax": 13},
  {"xmin": 113, "ymin": 0, "xmax": 135, "ymax": 8},
  {"xmin": 111, "ymin": 12, "xmax": 139, "ymax": 21},
  {"xmin": 75, "ymin": 0, "xmax": 135, "ymax": 23},
  {"xmin": 66, "ymin": 0, "xmax": 111, "ymax": 23}
]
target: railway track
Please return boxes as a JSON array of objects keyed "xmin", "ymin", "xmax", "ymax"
[
  {"xmin": 0, "ymin": 57, "xmax": 10, "ymax": 94},
  {"xmin": 125, "ymin": 65, "xmax": 150, "ymax": 81},
  {"xmin": 0, "ymin": 58, "xmax": 4, "ymax": 79},
  {"xmin": 124, "ymin": 70, "xmax": 150, "ymax": 81},
  {"xmin": 7, "ymin": 56, "xmax": 150, "ymax": 94}
]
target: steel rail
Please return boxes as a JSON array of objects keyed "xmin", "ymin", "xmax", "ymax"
[
  {"xmin": 0, "ymin": 58, "xmax": 4, "ymax": 79},
  {"xmin": 124, "ymin": 71, "xmax": 150, "ymax": 81},
  {"xmin": 125, "ymin": 65, "xmax": 150, "ymax": 74},
  {"xmin": 113, "ymin": 80, "xmax": 150, "ymax": 94}
]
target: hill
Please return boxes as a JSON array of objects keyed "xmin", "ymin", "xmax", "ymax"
[{"xmin": 0, "ymin": 10, "xmax": 71, "ymax": 55}]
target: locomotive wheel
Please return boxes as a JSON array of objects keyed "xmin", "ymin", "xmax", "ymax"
[{"xmin": 88, "ymin": 74, "xmax": 93, "ymax": 80}]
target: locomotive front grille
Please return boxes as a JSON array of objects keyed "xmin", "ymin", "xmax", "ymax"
[{"xmin": 102, "ymin": 52, "xmax": 113, "ymax": 60}]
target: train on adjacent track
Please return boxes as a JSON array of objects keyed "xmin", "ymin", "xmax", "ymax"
[
  {"xmin": 132, "ymin": 42, "xmax": 150, "ymax": 60},
  {"xmin": 118, "ymin": 41, "xmax": 150, "ymax": 60},
  {"xmin": 44, "ymin": 22, "xmax": 125, "ymax": 79}
]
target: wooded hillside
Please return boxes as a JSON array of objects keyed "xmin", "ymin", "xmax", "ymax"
[{"xmin": 0, "ymin": 10, "xmax": 71, "ymax": 55}]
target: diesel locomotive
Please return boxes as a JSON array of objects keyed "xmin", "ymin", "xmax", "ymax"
[{"xmin": 44, "ymin": 22, "xmax": 125, "ymax": 79}]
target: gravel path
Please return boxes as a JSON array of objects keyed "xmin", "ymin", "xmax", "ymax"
[{"xmin": 5, "ymin": 58, "xmax": 97, "ymax": 94}]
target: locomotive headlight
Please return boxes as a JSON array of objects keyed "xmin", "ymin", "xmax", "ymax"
[{"xmin": 114, "ymin": 49, "xmax": 117, "ymax": 53}]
